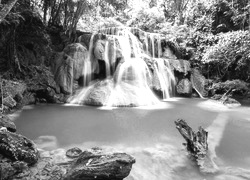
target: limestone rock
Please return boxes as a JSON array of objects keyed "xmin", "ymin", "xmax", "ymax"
[
  {"xmin": 191, "ymin": 69, "xmax": 207, "ymax": 97},
  {"xmin": 63, "ymin": 147, "xmax": 136, "ymax": 180},
  {"xmin": 54, "ymin": 43, "xmax": 88, "ymax": 94},
  {"xmin": 169, "ymin": 59, "xmax": 191, "ymax": 76},
  {"xmin": 66, "ymin": 147, "xmax": 82, "ymax": 159},
  {"xmin": 3, "ymin": 96, "xmax": 17, "ymax": 108},
  {"xmin": 78, "ymin": 33, "xmax": 92, "ymax": 49},
  {"xmin": 0, "ymin": 155, "xmax": 29, "ymax": 180},
  {"xmin": 0, "ymin": 114, "xmax": 16, "ymax": 132},
  {"xmin": 0, "ymin": 130, "xmax": 39, "ymax": 165},
  {"xmin": 176, "ymin": 78, "xmax": 192, "ymax": 96},
  {"xmin": 94, "ymin": 39, "xmax": 106, "ymax": 60},
  {"xmin": 25, "ymin": 66, "xmax": 62, "ymax": 103},
  {"xmin": 83, "ymin": 80, "xmax": 112, "ymax": 106}
]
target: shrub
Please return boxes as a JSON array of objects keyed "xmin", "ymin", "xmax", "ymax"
[{"xmin": 202, "ymin": 31, "xmax": 250, "ymax": 82}]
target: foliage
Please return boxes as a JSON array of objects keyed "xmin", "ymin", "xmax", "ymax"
[
  {"xmin": 202, "ymin": 31, "xmax": 250, "ymax": 82},
  {"xmin": 212, "ymin": 80, "xmax": 249, "ymax": 96},
  {"xmin": 126, "ymin": 6, "xmax": 165, "ymax": 32}
]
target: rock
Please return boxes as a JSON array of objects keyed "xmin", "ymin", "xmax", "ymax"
[
  {"xmin": 83, "ymin": 80, "xmax": 112, "ymax": 106},
  {"xmin": 78, "ymin": 32, "xmax": 92, "ymax": 49},
  {"xmin": 176, "ymin": 78, "xmax": 192, "ymax": 96},
  {"xmin": 25, "ymin": 65, "xmax": 62, "ymax": 103},
  {"xmin": 0, "ymin": 130, "xmax": 39, "ymax": 165},
  {"xmin": 0, "ymin": 114, "xmax": 16, "ymax": 132},
  {"xmin": 0, "ymin": 155, "xmax": 28, "ymax": 180},
  {"xmin": 63, "ymin": 147, "xmax": 135, "ymax": 180},
  {"xmin": 94, "ymin": 39, "xmax": 106, "ymax": 60},
  {"xmin": 169, "ymin": 59, "xmax": 191, "ymax": 76},
  {"xmin": 53, "ymin": 43, "xmax": 89, "ymax": 94},
  {"xmin": 2, "ymin": 80, "xmax": 27, "ymax": 102},
  {"xmin": 66, "ymin": 147, "xmax": 82, "ymax": 159},
  {"xmin": 64, "ymin": 43, "xmax": 89, "ymax": 80},
  {"xmin": 162, "ymin": 46, "xmax": 177, "ymax": 59},
  {"xmin": 3, "ymin": 96, "xmax": 17, "ymax": 108},
  {"xmin": 191, "ymin": 69, "xmax": 207, "ymax": 97}
]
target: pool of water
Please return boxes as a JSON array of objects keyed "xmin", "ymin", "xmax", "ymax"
[{"xmin": 14, "ymin": 98, "xmax": 250, "ymax": 180}]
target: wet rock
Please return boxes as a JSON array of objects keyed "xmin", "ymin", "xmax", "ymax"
[
  {"xmin": 2, "ymin": 80, "xmax": 27, "ymax": 102},
  {"xmin": 94, "ymin": 39, "xmax": 106, "ymax": 60},
  {"xmin": 63, "ymin": 147, "xmax": 136, "ymax": 180},
  {"xmin": 66, "ymin": 147, "xmax": 82, "ymax": 159},
  {"xmin": 0, "ymin": 156, "xmax": 29, "ymax": 180},
  {"xmin": 169, "ymin": 59, "xmax": 191, "ymax": 76},
  {"xmin": 53, "ymin": 43, "xmax": 88, "ymax": 94},
  {"xmin": 78, "ymin": 32, "xmax": 92, "ymax": 49},
  {"xmin": 25, "ymin": 66, "xmax": 62, "ymax": 103},
  {"xmin": 162, "ymin": 46, "xmax": 177, "ymax": 59},
  {"xmin": 191, "ymin": 69, "xmax": 207, "ymax": 97},
  {"xmin": 3, "ymin": 96, "xmax": 17, "ymax": 108},
  {"xmin": 14, "ymin": 159, "xmax": 66, "ymax": 180},
  {"xmin": 0, "ymin": 130, "xmax": 39, "ymax": 165},
  {"xmin": 83, "ymin": 80, "xmax": 112, "ymax": 106},
  {"xmin": 0, "ymin": 114, "xmax": 16, "ymax": 132},
  {"xmin": 176, "ymin": 78, "xmax": 192, "ymax": 96}
]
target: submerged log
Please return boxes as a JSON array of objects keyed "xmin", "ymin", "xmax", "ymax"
[{"xmin": 175, "ymin": 119, "xmax": 218, "ymax": 173}]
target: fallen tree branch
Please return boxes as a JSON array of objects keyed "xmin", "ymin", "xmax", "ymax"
[
  {"xmin": 175, "ymin": 119, "xmax": 218, "ymax": 173},
  {"xmin": 0, "ymin": 0, "xmax": 18, "ymax": 23}
]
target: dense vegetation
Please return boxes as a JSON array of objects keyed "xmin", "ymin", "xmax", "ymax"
[{"xmin": 0, "ymin": 0, "xmax": 250, "ymax": 110}]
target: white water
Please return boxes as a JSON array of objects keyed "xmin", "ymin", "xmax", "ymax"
[{"xmin": 71, "ymin": 27, "xmax": 177, "ymax": 106}]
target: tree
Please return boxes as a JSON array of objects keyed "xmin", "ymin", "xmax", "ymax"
[{"xmin": 0, "ymin": 0, "xmax": 18, "ymax": 23}]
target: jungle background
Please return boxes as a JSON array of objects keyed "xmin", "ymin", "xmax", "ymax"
[{"xmin": 1, "ymin": 0, "xmax": 250, "ymax": 111}]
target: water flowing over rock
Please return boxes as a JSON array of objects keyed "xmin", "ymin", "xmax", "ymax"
[
  {"xmin": 69, "ymin": 27, "xmax": 181, "ymax": 106},
  {"xmin": 63, "ymin": 147, "xmax": 135, "ymax": 180}
]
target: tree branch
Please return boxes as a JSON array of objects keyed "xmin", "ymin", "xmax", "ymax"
[{"xmin": 0, "ymin": 0, "xmax": 18, "ymax": 23}]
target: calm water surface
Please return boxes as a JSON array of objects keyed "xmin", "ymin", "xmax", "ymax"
[{"xmin": 14, "ymin": 98, "xmax": 250, "ymax": 180}]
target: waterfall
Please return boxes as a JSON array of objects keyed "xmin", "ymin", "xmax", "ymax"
[
  {"xmin": 81, "ymin": 33, "xmax": 95, "ymax": 87},
  {"xmin": 70, "ymin": 27, "xmax": 176, "ymax": 106}
]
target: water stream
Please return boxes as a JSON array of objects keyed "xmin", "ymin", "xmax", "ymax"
[{"xmin": 14, "ymin": 98, "xmax": 250, "ymax": 180}]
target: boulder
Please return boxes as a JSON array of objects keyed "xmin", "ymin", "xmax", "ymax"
[
  {"xmin": 25, "ymin": 65, "xmax": 62, "ymax": 103},
  {"xmin": 191, "ymin": 69, "xmax": 207, "ymax": 97},
  {"xmin": 54, "ymin": 43, "xmax": 89, "ymax": 94},
  {"xmin": 78, "ymin": 33, "xmax": 92, "ymax": 49},
  {"xmin": 66, "ymin": 147, "xmax": 82, "ymax": 159},
  {"xmin": 176, "ymin": 78, "xmax": 192, "ymax": 96},
  {"xmin": 64, "ymin": 43, "xmax": 89, "ymax": 80},
  {"xmin": 0, "ymin": 130, "xmax": 39, "ymax": 165},
  {"xmin": 63, "ymin": 147, "xmax": 135, "ymax": 180},
  {"xmin": 169, "ymin": 59, "xmax": 191, "ymax": 76},
  {"xmin": 3, "ymin": 96, "xmax": 16, "ymax": 108},
  {"xmin": 94, "ymin": 39, "xmax": 106, "ymax": 60},
  {"xmin": 0, "ymin": 156, "xmax": 29, "ymax": 180},
  {"xmin": 83, "ymin": 80, "xmax": 112, "ymax": 106},
  {"xmin": 0, "ymin": 114, "xmax": 16, "ymax": 132}
]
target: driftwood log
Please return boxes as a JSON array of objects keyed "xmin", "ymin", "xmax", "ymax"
[{"xmin": 175, "ymin": 119, "xmax": 218, "ymax": 173}]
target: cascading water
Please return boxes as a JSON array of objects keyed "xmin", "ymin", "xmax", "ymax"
[{"xmin": 70, "ymin": 27, "xmax": 176, "ymax": 106}]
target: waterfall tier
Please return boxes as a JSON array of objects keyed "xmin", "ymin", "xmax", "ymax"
[{"xmin": 68, "ymin": 27, "xmax": 180, "ymax": 106}]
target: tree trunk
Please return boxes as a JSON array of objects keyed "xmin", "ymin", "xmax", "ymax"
[
  {"xmin": 175, "ymin": 119, "xmax": 218, "ymax": 173},
  {"xmin": 0, "ymin": 0, "xmax": 18, "ymax": 23}
]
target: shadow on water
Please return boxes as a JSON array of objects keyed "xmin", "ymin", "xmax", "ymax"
[{"xmin": 13, "ymin": 98, "xmax": 250, "ymax": 180}]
